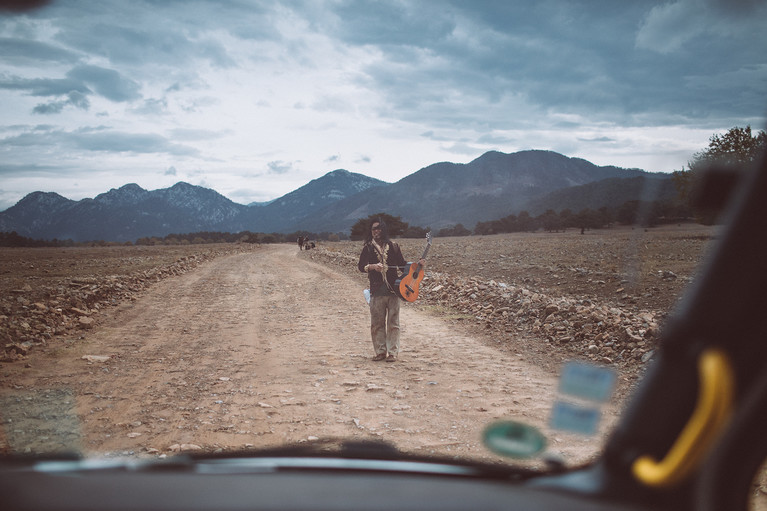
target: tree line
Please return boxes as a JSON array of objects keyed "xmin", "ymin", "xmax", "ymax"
[
  {"xmin": 0, "ymin": 229, "xmax": 349, "ymax": 248},
  {"xmin": 672, "ymin": 125, "xmax": 766, "ymax": 224},
  {"xmin": 134, "ymin": 230, "xmax": 350, "ymax": 246},
  {"xmin": 348, "ymin": 196, "xmax": 690, "ymax": 242},
  {"xmin": 472, "ymin": 198, "xmax": 690, "ymax": 236}
]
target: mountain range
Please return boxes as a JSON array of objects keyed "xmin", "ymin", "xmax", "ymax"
[{"xmin": 0, "ymin": 150, "xmax": 676, "ymax": 242}]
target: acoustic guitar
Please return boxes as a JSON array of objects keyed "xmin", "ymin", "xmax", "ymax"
[{"xmin": 395, "ymin": 232, "xmax": 432, "ymax": 302}]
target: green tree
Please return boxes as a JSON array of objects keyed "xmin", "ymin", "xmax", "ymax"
[
  {"xmin": 689, "ymin": 125, "xmax": 766, "ymax": 171},
  {"xmin": 597, "ymin": 206, "xmax": 614, "ymax": 228},
  {"xmin": 403, "ymin": 225, "xmax": 429, "ymax": 238},
  {"xmin": 616, "ymin": 201, "xmax": 638, "ymax": 225},
  {"xmin": 516, "ymin": 211, "xmax": 533, "ymax": 232},
  {"xmin": 437, "ymin": 224, "xmax": 471, "ymax": 237},
  {"xmin": 539, "ymin": 209, "xmax": 561, "ymax": 232},
  {"xmin": 473, "ymin": 220, "xmax": 495, "ymax": 235},
  {"xmin": 671, "ymin": 165, "xmax": 693, "ymax": 203},
  {"xmin": 576, "ymin": 208, "xmax": 603, "ymax": 230},
  {"xmin": 350, "ymin": 213, "xmax": 409, "ymax": 240},
  {"xmin": 558, "ymin": 209, "xmax": 574, "ymax": 229},
  {"xmin": 675, "ymin": 126, "xmax": 766, "ymax": 224}
]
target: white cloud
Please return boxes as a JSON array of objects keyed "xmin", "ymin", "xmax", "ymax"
[
  {"xmin": 267, "ymin": 161, "xmax": 295, "ymax": 175},
  {"xmin": 33, "ymin": 90, "xmax": 90, "ymax": 114},
  {"xmin": 66, "ymin": 65, "xmax": 141, "ymax": 102},
  {"xmin": 0, "ymin": 0, "xmax": 765, "ymax": 211},
  {"xmin": 636, "ymin": 0, "xmax": 708, "ymax": 54},
  {"xmin": 636, "ymin": 0, "xmax": 767, "ymax": 53}
]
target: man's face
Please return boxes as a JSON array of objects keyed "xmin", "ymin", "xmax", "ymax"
[{"xmin": 371, "ymin": 223, "xmax": 381, "ymax": 241}]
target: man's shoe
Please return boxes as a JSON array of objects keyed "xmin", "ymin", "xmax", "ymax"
[
  {"xmin": 372, "ymin": 353, "xmax": 387, "ymax": 361},
  {"xmin": 386, "ymin": 354, "xmax": 397, "ymax": 362}
]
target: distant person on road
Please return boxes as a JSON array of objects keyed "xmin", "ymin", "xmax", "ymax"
[
  {"xmin": 297, "ymin": 236, "xmax": 304, "ymax": 250},
  {"xmin": 357, "ymin": 218, "xmax": 425, "ymax": 362}
]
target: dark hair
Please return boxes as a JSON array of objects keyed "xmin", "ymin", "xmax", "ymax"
[{"xmin": 364, "ymin": 217, "xmax": 389, "ymax": 244}]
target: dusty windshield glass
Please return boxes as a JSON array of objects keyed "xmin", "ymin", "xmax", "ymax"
[
  {"xmin": 0, "ymin": 0, "xmax": 764, "ymax": 476},
  {"xmin": 0, "ymin": 224, "xmax": 715, "ymax": 465}
]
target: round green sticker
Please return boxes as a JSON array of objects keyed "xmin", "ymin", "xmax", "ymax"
[{"xmin": 482, "ymin": 420, "xmax": 547, "ymax": 458}]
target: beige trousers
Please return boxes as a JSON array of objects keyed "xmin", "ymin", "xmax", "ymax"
[{"xmin": 369, "ymin": 293, "xmax": 400, "ymax": 356}]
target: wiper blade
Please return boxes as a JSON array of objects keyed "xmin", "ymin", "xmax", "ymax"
[
  {"xmin": 191, "ymin": 439, "xmax": 401, "ymax": 461},
  {"xmin": 5, "ymin": 440, "xmax": 554, "ymax": 481},
  {"xmin": 191, "ymin": 456, "xmax": 486, "ymax": 477},
  {"xmin": 182, "ymin": 439, "xmax": 545, "ymax": 480}
]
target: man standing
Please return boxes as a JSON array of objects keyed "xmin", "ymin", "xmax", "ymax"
[{"xmin": 357, "ymin": 218, "xmax": 424, "ymax": 362}]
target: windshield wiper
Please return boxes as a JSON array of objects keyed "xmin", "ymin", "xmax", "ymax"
[{"xmin": 9, "ymin": 439, "xmax": 549, "ymax": 481}]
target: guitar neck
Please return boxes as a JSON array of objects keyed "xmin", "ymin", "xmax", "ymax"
[{"xmin": 420, "ymin": 233, "xmax": 432, "ymax": 260}]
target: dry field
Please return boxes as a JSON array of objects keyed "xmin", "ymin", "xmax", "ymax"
[
  {"xmin": 304, "ymin": 223, "xmax": 718, "ymax": 380},
  {"xmin": 3, "ymin": 224, "xmax": 716, "ymax": 377}
]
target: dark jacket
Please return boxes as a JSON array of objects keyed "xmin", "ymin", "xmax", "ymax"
[{"xmin": 358, "ymin": 240, "xmax": 407, "ymax": 295}]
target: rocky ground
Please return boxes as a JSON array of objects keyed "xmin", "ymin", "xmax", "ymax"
[
  {"xmin": 2, "ymin": 224, "xmax": 717, "ymax": 380},
  {"xmin": 304, "ymin": 224, "xmax": 718, "ymax": 380},
  {"xmin": 1, "ymin": 241, "xmax": 628, "ymax": 467},
  {"xmin": 1, "ymin": 244, "xmax": 258, "ymax": 362}
]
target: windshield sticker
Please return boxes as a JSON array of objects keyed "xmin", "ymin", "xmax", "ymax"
[
  {"xmin": 482, "ymin": 420, "xmax": 547, "ymax": 458},
  {"xmin": 550, "ymin": 401, "xmax": 601, "ymax": 436},
  {"xmin": 550, "ymin": 361, "xmax": 616, "ymax": 435},
  {"xmin": 558, "ymin": 361, "xmax": 616, "ymax": 403}
]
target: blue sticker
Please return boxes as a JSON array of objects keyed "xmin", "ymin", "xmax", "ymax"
[
  {"xmin": 558, "ymin": 361, "xmax": 616, "ymax": 403},
  {"xmin": 550, "ymin": 400, "xmax": 601, "ymax": 435}
]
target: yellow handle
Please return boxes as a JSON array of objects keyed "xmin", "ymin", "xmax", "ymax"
[{"xmin": 632, "ymin": 348, "xmax": 734, "ymax": 488}]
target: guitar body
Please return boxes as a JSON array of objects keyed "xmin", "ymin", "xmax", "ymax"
[
  {"xmin": 396, "ymin": 261, "xmax": 425, "ymax": 302},
  {"xmin": 395, "ymin": 232, "xmax": 431, "ymax": 302}
]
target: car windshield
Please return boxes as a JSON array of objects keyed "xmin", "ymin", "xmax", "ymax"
[
  {"xmin": 0, "ymin": 224, "xmax": 714, "ymax": 462},
  {"xmin": 0, "ymin": 2, "xmax": 765, "ymax": 503}
]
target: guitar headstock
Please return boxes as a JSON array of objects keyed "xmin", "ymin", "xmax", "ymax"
[{"xmin": 419, "ymin": 232, "xmax": 432, "ymax": 261}]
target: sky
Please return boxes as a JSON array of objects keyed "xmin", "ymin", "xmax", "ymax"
[{"xmin": 1, "ymin": 0, "xmax": 766, "ymax": 211}]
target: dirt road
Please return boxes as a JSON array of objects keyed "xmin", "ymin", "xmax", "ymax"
[{"xmin": 1, "ymin": 244, "xmax": 618, "ymax": 465}]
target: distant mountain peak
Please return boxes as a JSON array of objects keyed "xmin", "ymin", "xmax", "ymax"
[
  {"xmin": 247, "ymin": 168, "xmax": 389, "ymax": 231},
  {"xmin": 169, "ymin": 181, "xmax": 196, "ymax": 190},
  {"xmin": 0, "ymin": 150, "xmax": 669, "ymax": 242},
  {"xmin": 17, "ymin": 191, "xmax": 71, "ymax": 206},
  {"xmin": 95, "ymin": 183, "xmax": 150, "ymax": 205},
  {"xmin": 294, "ymin": 150, "xmax": 658, "ymax": 233},
  {"xmin": 119, "ymin": 183, "xmax": 145, "ymax": 191}
]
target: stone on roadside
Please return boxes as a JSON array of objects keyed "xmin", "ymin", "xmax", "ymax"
[
  {"xmin": 82, "ymin": 354, "xmax": 110, "ymax": 363},
  {"xmin": 78, "ymin": 316, "xmax": 95, "ymax": 329}
]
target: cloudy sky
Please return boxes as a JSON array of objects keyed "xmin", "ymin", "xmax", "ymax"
[{"xmin": 1, "ymin": 0, "xmax": 765, "ymax": 211}]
